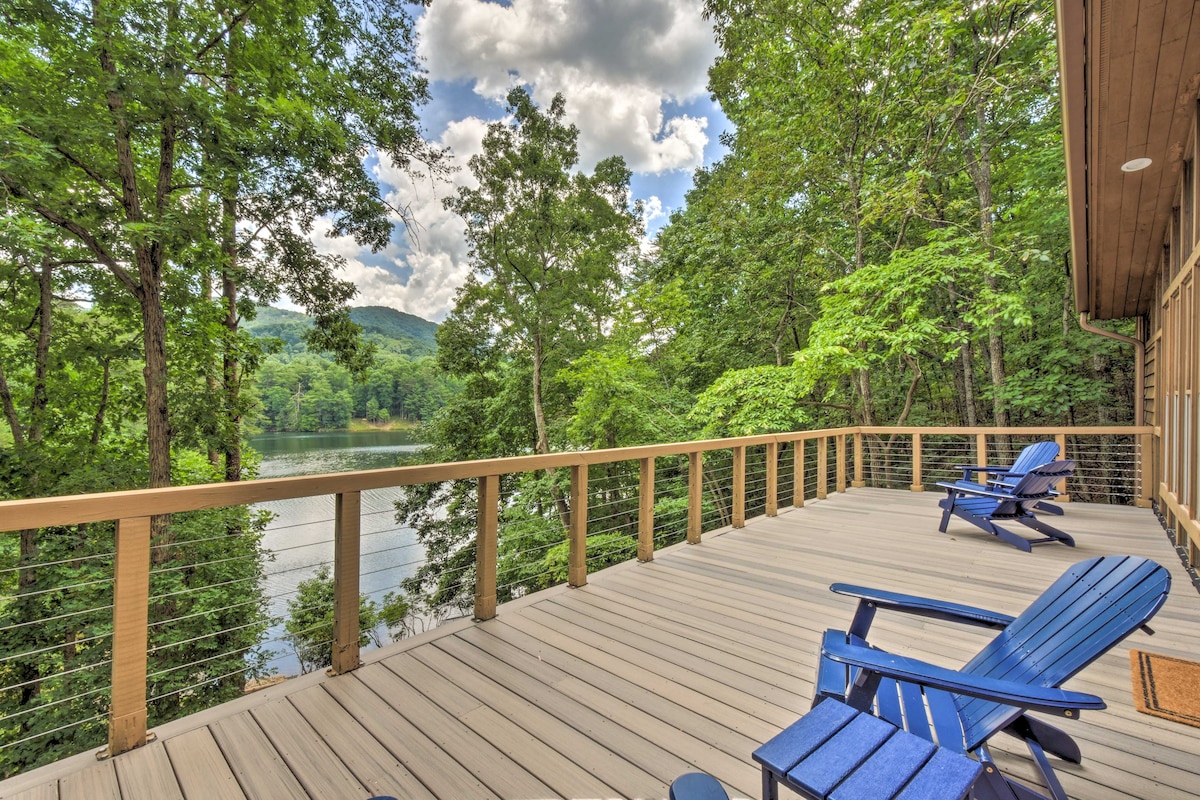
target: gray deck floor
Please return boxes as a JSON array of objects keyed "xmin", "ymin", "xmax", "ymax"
[{"xmin": 2, "ymin": 488, "xmax": 1198, "ymax": 800}]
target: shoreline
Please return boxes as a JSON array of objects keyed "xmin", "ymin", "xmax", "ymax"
[
  {"xmin": 345, "ymin": 418, "xmax": 422, "ymax": 433},
  {"xmin": 250, "ymin": 418, "xmax": 423, "ymax": 435}
]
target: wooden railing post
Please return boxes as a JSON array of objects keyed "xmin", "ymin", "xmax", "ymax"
[
  {"xmin": 331, "ymin": 491, "xmax": 361, "ymax": 675},
  {"xmin": 638, "ymin": 458, "xmax": 655, "ymax": 561},
  {"xmin": 474, "ymin": 475, "xmax": 499, "ymax": 620},
  {"xmin": 108, "ymin": 516, "xmax": 151, "ymax": 757},
  {"xmin": 835, "ymin": 435, "xmax": 847, "ymax": 493},
  {"xmin": 910, "ymin": 433, "xmax": 924, "ymax": 492},
  {"xmin": 1138, "ymin": 433, "xmax": 1154, "ymax": 508},
  {"xmin": 1055, "ymin": 432, "xmax": 1071, "ymax": 502},
  {"xmin": 766, "ymin": 442, "xmax": 779, "ymax": 516},
  {"xmin": 852, "ymin": 433, "xmax": 865, "ymax": 487},
  {"xmin": 688, "ymin": 451, "xmax": 702, "ymax": 543},
  {"xmin": 793, "ymin": 439, "xmax": 805, "ymax": 508},
  {"xmin": 976, "ymin": 433, "xmax": 988, "ymax": 486},
  {"xmin": 817, "ymin": 437, "xmax": 828, "ymax": 499},
  {"xmin": 732, "ymin": 446, "xmax": 746, "ymax": 528},
  {"xmin": 569, "ymin": 465, "xmax": 588, "ymax": 586}
]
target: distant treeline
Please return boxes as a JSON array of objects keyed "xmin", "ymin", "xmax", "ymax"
[{"xmin": 252, "ymin": 352, "xmax": 457, "ymax": 432}]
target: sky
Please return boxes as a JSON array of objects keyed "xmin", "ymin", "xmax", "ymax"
[{"xmin": 319, "ymin": 0, "xmax": 728, "ymax": 322}]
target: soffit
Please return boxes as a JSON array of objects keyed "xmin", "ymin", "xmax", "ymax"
[{"xmin": 1059, "ymin": 0, "xmax": 1200, "ymax": 320}]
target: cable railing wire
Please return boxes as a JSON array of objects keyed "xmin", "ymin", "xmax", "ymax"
[
  {"xmin": 0, "ymin": 551, "xmax": 113, "ymax": 575},
  {"xmin": 0, "ymin": 603, "xmax": 113, "ymax": 634},
  {"xmin": 0, "ymin": 713, "xmax": 107, "ymax": 752}
]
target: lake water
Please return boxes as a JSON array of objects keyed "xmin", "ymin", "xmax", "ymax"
[{"xmin": 249, "ymin": 430, "xmax": 426, "ymax": 676}]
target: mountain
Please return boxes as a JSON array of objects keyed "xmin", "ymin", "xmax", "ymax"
[{"xmin": 245, "ymin": 305, "xmax": 438, "ymax": 357}]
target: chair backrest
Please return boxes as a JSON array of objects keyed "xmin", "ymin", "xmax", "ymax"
[
  {"xmin": 956, "ymin": 555, "xmax": 1171, "ymax": 749},
  {"xmin": 1007, "ymin": 441, "xmax": 1060, "ymax": 475},
  {"xmin": 1004, "ymin": 460, "xmax": 1074, "ymax": 498}
]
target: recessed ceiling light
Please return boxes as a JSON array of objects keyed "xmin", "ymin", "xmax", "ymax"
[{"xmin": 1121, "ymin": 157, "xmax": 1153, "ymax": 172}]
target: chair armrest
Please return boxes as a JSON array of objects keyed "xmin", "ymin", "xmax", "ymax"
[
  {"xmin": 935, "ymin": 482, "xmax": 1055, "ymax": 502},
  {"xmin": 821, "ymin": 636, "xmax": 1106, "ymax": 716},
  {"xmin": 830, "ymin": 584, "xmax": 1015, "ymax": 629},
  {"xmin": 957, "ymin": 465, "xmax": 1018, "ymax": 478}
]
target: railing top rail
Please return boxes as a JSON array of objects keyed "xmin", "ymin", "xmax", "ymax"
[
  {"xmin": 857, "ymin": 426, "xmax": 1152, "ymax": 435},
  {"xmin": 0, "ymin": 428, "xmax": 858, "ymax": 531},
  {"xmin": 0, "ymin": 425, "xmax": 1148, "ymax": 532}
]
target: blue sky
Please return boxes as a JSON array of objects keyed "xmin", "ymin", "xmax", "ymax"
[{"xmin": 319, "ymin": 0, "xmax": 729, "ymax": 321}]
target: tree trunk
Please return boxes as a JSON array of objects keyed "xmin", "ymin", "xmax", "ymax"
[
  {"xmin": 957, "ymin": 105, "xmax": 1007, "ymax": 435},
  {"xmin": 137, "ymin": 261, "xmax": 172, "ymax": 490},
  {"xmin": 959, "ymin": 341, "xmax": 978, "ymax": 426},
  {"xmin": 222, "ymin": 195, "xmax": 242, "ymax": 484},
  {"xmin": 98, "ymin": 3, "xmax": 175, "ymax": 492},
  {"xmin": 532, "ymin": 334, "xmax": 572, "ymax": 529},
  {"xmin": 29, "ymin": 257, "xmax": 52, "ymax": 444},
  {"xmin": 90, "ymin": 360, "xmax": 111, "ymax": 451}
]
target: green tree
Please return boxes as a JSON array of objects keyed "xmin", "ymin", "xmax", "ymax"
[
  {"xmin": 0, "ymin": 0, "xmax": 438, "ymax": 775},
  {"xmin": 0, "ymin": 0, "xmax": 438, "ymax": 489},
  {"xmin": 442, "ymin": 87, "xmax": 641, "ymax": 482},
  {"xmin": 398, "ymin": 89, "xmax": 642, "ymax": 614},
  {"xmin": 283, "ymin": 566, "xmax": 379, "ymax": 675}
]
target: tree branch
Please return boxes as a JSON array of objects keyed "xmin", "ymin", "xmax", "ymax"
[
  {"xmin": 0, "ymin": 170, "xmax": 140, "ymax": 295},
  {"xmin": 193, "ymin": 5, "xmax": 254, "ymax": 62},
  {"xmin": 16, "ymin": 125, "xmax": 121, "ymax": 202},
  {"xmin": 0, "ymin": 362, "xmax": 26, "ymax": 447}
]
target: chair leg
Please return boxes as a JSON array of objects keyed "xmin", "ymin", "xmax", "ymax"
[
  {"xmin": 1004, "ymin": 715, "xmax": 1082, "ymax": 764},
  {"xmin": 1024, "ymin": 737, "xmax": 1069, "ymax": 800},
  {"xmin": 939, "ymin": 491, "xmax": 956, "ymax": 532},
  {"xmin": 970, "ymin": 753, "xmax": 1051, "ymax": 800},
  {"xmin": 1017, "ymin": 516, "xmax": 1075, "ymax": 547},
  {"xmin": 970, "ymin": 759, "xmax": 1026, "ymax": 800},
  {"xmin": 1033, "ymin": 500, "xmax": 1064, "ymax": 515},
  {"xmin": 983, "ymin": 520, "xmax": 1034, "ymax": 553}
]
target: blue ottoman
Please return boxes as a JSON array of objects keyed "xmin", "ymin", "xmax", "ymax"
[{"xmin": 669, "ymin": 771, "xmax": 731, "ymax": 800}]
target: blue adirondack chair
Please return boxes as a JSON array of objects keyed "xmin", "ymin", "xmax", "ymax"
[
  {"xmin": 955, "ymin": 440, "xmax": 1064, "ymax": 515},
  {"xmin": 937, "ymin": 461, "xmax": 1076, "ymax": 552},
  {"xmin": 815, "ymin": 555, "xmax": 1171, "ymax": 800}
]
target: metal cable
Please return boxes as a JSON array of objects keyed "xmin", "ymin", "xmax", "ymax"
[
  {"xmin": 0, "ymin": 604, "xmax": 113, "ymax": 634},
  {"xmin": 0, "ymin": 552, "xmax": 113, "ymax": 574},
  {"xmin": 0, "ymin": 712, "xmax": 107, "ymax": 750}
]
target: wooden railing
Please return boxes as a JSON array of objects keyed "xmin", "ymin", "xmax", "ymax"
[{"xmin": 0, "ymin": 425, "xmax": 1153, "ymax": 761}]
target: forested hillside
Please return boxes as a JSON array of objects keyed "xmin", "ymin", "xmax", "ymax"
[
  {"xmin": 246, "ymin": 306, "xmax": 455, "ymax": 432},
  {"xmin": 245, "ymin": 305, "xmax": 439, "ymax": 356}
]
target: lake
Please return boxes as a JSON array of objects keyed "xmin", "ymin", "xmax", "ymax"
[{"xmin": 249, "ymin": 430, "xmax": 426, "ymax": 676}]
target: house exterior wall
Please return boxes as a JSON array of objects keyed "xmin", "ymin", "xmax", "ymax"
[{"xmin": 1147, "ymin": 100, "xmax": 1200, "ymax": 568}]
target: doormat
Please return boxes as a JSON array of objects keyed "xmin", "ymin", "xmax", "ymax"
[{"xmin": 1130, "ymin": 650, "xmax": 1200, "ymax": 729}]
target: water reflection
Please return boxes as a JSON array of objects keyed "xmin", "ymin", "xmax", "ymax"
[{"xmin": 249, "ymin": 431, "xmax": 425, "ymax": 676}]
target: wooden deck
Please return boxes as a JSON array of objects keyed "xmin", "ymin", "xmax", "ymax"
[{"xmin": 2, "ymin": 488, "xmax": 1198, "ymax": 800}]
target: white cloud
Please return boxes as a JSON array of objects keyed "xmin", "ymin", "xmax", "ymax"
[
  {"xmin": 417, "ymin": 0, "xmax": 718, "ymax": 174},
  {"xmin": 302, "ymin": 2, "xmax": 722, "ymax": 322},
  {"xmin": 641, "ymin": 195, "xmax": 666, "ymax": 226},
  {"xmin": 305, "ymin": 118, "xmax": 491, "ymax": 322}
]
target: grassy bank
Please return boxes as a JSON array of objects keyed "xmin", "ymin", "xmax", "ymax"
[{"xmin": 345, "ymin": 418, "xmax": 422, "ymax": 433}]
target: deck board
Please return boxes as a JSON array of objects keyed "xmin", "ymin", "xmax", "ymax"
[
  {"xmin": 249, "ymin": 699, "xmax": 366, "ymax": 798},
  {"xmin": 111, "ymin": 742, "xmax": 183, "ymax": 800},
  {"xmin": 58, "ymin": 760, "xmax": 119, "ymax": 800},
  {"xmin": 287, "ymin": 685, "xmax": 437, "ymax": 800},
  {"xmin": 207, "ymin": 713, "xmax": 307, "ymax": 800},
  {"xmin": 2, "ymin": 488, "xmax": 1199, "ymax": 800}
]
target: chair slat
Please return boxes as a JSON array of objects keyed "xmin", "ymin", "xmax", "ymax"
[
  {"xmin": 787, "ymin": 714, "xmax": 895, "ymax": 799},
  {"xmin": 828, "ymin": 732, "xmax": 936, "ymax": 800},
  {"xmin": 957, "ymin": 557, "xmax": 1170, "ymax": 749},
  {"xmin": 891, "ymin": 749, "xmax": 980, "ymax": 800}
]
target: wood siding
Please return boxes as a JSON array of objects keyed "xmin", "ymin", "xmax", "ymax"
[
  {"xmin": 1148, "ymin": 100, "xmax": 1200, "ymax": 568},
  {"xmin": 1, "ymin": 489, "xmax": 1196, "ymax": 800}
]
